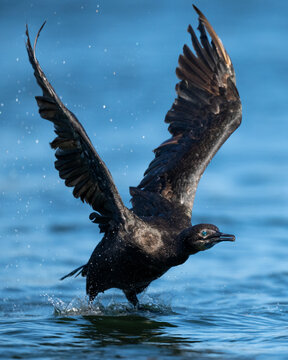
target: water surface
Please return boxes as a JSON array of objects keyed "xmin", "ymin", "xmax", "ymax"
[{"xmin": 1, "ymin": 0, "xmax": 288, "ymax": 359}]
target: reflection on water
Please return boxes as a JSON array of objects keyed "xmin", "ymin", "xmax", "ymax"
[
  {"xmin": 75, "ymin": 315, "xmax": 179, "ymax": 344},
  {"xmin": 1, "ymin": 0, "xmax": 288, "ymax": 359}
]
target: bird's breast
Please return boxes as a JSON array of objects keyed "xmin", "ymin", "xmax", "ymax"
[{"xmin": 131, "ymin": 226, "xmax": 164, "ymax": 255}]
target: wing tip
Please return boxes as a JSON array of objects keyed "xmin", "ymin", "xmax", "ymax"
[
  {"xmin": 192, "ymin": 4, "xmax": 231, "ymax": 68},
  {"xmin": 192, "ymin": 4, "xmax": 203, "ymax": 18},
  {"xmin": 25, "ymin": 24, "xmax": 32, "ymax": 55},
  {"xmin": 33, "ymin": 21, "xmax": 47, "ymax": 53},
  {"xmin": 25, "ymin": 23, "xmax": 29, "ymax": 37},
  {"xmin": 25, "ymin": 21, "xmax": 47, "ymax": 58}
]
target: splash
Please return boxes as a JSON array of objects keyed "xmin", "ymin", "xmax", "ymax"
[{"xmin": 45, "ymin": 294, "xmax": 173, "ymax": 316}]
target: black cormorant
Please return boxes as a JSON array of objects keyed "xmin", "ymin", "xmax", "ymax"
[{"xmin": 26, "ymin": 5, "xmax": 242, "ymax": 306}]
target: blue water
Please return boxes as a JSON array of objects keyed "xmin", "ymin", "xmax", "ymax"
[{"xmin": 1, "ymin": 0, "xmax": 288, "ymax": 358}]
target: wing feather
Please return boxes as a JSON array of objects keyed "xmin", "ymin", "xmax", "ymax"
[
  {"xmin": 131, "ymin": 6, "xmax": 242, "ymax": 218},
  {"xmin": 26, "ymin": 24, "xmax": 126, "ymax": 224}
]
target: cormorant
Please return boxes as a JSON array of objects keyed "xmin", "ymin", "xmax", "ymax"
[{"xmin": 26, "ymin": 5, "xmax": 242, "ymax": 307}]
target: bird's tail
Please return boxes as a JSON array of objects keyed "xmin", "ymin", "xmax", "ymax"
[{"xmin": 60, "ymin": 264, "xmax": 87, "ymax": 281}]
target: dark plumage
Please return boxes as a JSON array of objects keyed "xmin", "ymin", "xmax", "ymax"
[{"xmin": 26, "ymin": 5, "xmax": 241, "ymax": 307}]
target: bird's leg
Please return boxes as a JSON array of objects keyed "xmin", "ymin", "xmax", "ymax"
[
  {"xmin": 124, "ymin": 290, "xmax": 139, "ymax": 307},
  {"xmin": 88, "ymin": 292, "xmax": 98, "ymax": 308}
]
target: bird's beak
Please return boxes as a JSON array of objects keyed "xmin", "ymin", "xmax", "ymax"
[
  {"xmin": 203, "ymin": 232, "xmax": 235, "ymax": 250},
  {"xmin": 218, "ymin": 232, "xmax": 235, "ymax": 242}
]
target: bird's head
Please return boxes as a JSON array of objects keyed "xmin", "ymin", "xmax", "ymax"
[{"xmin": 180, "ymin": 224, "xmax": 235, "ymax": 255}]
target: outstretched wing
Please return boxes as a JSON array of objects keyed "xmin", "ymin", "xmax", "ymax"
[
  {"xmin": 26, "ymin": 23, "xmax": 126, "ymax": 225},
  {"xmin": 130, "ymin": 6, "xmax": 242, "ymax": 218}
]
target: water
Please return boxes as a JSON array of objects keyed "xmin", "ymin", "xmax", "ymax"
[{"xmin": 1, "ymin": 0, "xmax": 288, "ymax": 358}]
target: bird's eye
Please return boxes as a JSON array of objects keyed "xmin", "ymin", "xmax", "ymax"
[{"xmin": 201, "ymin": 230, "xmax": 207, "ymax": 237}]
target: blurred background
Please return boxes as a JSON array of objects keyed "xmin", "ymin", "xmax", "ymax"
[{"xmin": 1, "ymin": 0, "xmax": 288, "ymax": 359}]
